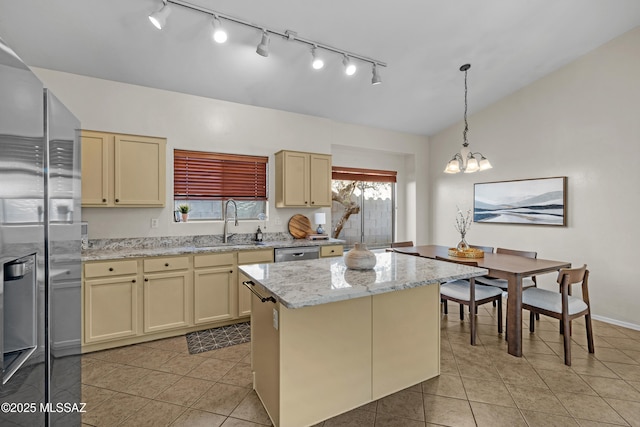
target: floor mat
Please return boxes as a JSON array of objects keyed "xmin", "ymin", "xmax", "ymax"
[{"xmin": 185, "ymin": 321, "xmax": 251, "ymax": 354}]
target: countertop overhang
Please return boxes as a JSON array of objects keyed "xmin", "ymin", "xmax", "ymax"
[{"xmin": 240, "ymin": 251, "xmax": 488, "ymax": 309}]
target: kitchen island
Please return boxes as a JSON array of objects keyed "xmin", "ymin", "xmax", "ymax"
[{"xmin": 239, "ymin": 251, "xmax": 487, "ymax": 427}]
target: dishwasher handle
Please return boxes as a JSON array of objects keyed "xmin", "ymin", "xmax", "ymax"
[{"xmin": 243, "ymin": 281, "xmax": 276, "ymax": 304}]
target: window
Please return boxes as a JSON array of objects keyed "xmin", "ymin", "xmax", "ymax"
[
  {"xmin": 173, "ymin": 149, "xmax": 268, "ymax": 221},
  {"xmin": 331, "ymin": 166, "xmax": 396, "ymax": 249}
]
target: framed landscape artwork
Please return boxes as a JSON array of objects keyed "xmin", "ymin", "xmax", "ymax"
[{"xmin": 474, "ymin": 177, "xmax": 567, "ymax": 226}]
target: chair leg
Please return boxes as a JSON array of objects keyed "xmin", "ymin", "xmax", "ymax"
[
  {"xmin": 497, "ymin": 297, "xmax": 503, "ymax": 334},
  {"xmin": 459, "ymin": 304, "xmax": 464, "ymax": 321},
  {"xmin": 443, "ymin": 299, "xmax": 448, "ymax": 314},
  {"xmin": 562, "ymin": 313, "xmax": 572, "ymax": 366},
  {"xmin": 470, "ymin": 302, "xmax": 477, "ymax": 346},
  {"xmin": 585, "ymin": 313, "xmax": 595, "ymax": 354},
  {"xmin": 529, "ymin": 311, "xmax": 535, "ymax": 333}
]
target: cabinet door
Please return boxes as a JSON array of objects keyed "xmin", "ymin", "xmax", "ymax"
[
  {"xmin": 309, "ymin": 154, "xmax": 332, "ymax": 207},
  {"xmin": 84, "ymin": 275, "xmax": 138, "ymax": 343},
  {"xmin": 282, "ymin": 151, "xmax": 309, "ymax": 206},
  {"xmin": 238, "ymin": 271, "xmax": 252, "ymax": 317},
  {"xmin": 143, "ymin": 271, "xmax": 191, "ymax": 333},
  {"xmin": 81, "ymin": 131, "xmax": 110, "ymax": 206},
  {"xmin": 114, "ymin": 135, "xmax": 166, "ymax": 206},
  {"xmin": 193, "ymin": 266, "xmax": 236, "ymax": 324}
]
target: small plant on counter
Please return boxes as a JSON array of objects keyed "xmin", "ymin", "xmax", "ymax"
[{"xmin": 178, "ymin": 204, "xmax": 191, "ymax": 214}]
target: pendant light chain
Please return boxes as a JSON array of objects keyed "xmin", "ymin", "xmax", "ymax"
[{"xmin": 462, "ymin": 66, "xmax": 469, "ymax": 148}]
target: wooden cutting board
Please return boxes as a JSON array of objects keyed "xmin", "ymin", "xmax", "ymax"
[{"xmin": 288, "ymin": 214, "xmax": 313, "ymax": 239}]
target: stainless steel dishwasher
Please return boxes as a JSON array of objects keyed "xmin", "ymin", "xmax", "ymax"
[{"xmin": 274, "ymin": 246, "xmax": 320, "ymax": 262}]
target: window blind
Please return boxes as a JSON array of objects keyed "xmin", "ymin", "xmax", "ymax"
[
  {"xmin": 174, "ymin": 150, "xmax": 268, "ymax": 200},
  {"xmin": 331, "ymin": 166, "xmax": 397, "ymax": 183}
]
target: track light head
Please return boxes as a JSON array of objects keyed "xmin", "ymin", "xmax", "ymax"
[
  {"xmin": 311, "ymin": 46, "xmax": 324, "ymax": 70},
  {"xmin": 211, "ymin": 17, "xmax": 227, "ymax": 43},
  {"xmin": 256, "ymin": 30, "xmax": 270, "ymax": 57},
  {"xmin": 343, "ymin": 55, "xmax": 356, "ymax": 76},
  {"xmin": 371, "ymin": 64, "xmax": 382, "ymax": 85},
  {"xmin": 149, "ymin": 1, "xmax": 171, "ymax": 30}
]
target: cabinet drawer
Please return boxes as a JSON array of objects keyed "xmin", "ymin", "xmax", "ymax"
[
  {"xmin": 84, "ymin": 260, "xmax": 138, "ymax": 278},
  {"xmin": 321, "ymin": 245, "xmax": 343, "ymax": 257},
  {"xmin": 194, "ymin": 252, "xmax": 236, "ymax": 268},
  {"xmin": 238, "ymin": 249, "xmax": 274, "ymax": 265},
  {"xmin": 143, "ymin": 256, "xmax": 189, "ymax": 273}
]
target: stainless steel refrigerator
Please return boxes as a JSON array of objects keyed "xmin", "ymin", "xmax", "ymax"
[{"xmin": 0, "ymin": 37, "xmax": 82, "ymax": 426}]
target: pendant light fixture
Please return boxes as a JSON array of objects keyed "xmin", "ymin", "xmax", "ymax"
[{"xmin": 444, "ymin": 64, "xmax": 492, "ymax": 174}]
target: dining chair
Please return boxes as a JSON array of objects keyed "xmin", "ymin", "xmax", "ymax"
[
  {"xmin": 475, "ymin": 247, "xmax": 538, "ymax": 290},
  {"xmin": 390, "ymin": 241, "xmax": 414, "ymax": 248},
  {"xmin": 436, "ymin": 256, "xmax": 503, "ymax": 345},
  {"xmin": 469, "ymin": 245, "xmax": 494, "ymax": 253},
  {"xmin": 521, "ymin": 264, "xmax": 594, "ymax": 366}
]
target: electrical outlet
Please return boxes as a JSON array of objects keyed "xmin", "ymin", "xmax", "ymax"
[
  {"xmin": 272, "ymin": 308, "xmax": 279, "ymax": 330},
  {"xmin": 274, "ymin": 217, "xmax": 281, "ymax": 226},
  {"xmin": 151, "ymin": 218, "xmax": 159, "ymax": 228}
]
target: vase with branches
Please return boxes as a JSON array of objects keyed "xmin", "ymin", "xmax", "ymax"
[{"xmin": 454, "ymin": 207, "xmax": 472, "ymax": 251}]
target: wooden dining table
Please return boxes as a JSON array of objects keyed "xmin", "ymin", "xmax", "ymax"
[{"xmin": 392, "ymin": 245, "xmax": 571, "ymax": 357}]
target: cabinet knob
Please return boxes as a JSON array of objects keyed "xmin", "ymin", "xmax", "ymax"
[
  {"xmin": 108, "ymin": 267, "xmax": 114, "ymax": 272},
  {"xmin": 102, "ymin": 198, "xmax": 107, "ymax": 202},
  {"xmin": 229, "ymin": 270, "xmax": 233, "ymax": 274},
  {"xmin": 330, "ymin": 250, "xmax": 335, "ymax": 253},
  {"xmin": 165, "ymin": 263, "xmax": 169, "ymax": 267},
  {"xmin": 304, "ymin": 201, "xmax": 308, "ymax": 204},
  {"xmin": 132, "ymin": 279, "xmax": 136, "ymax": 283},
  {"xmin": 115, "ymin": 198, "xmax": 119, "ymax": 203},
  {"xmin": 311, "ymin": 201, "xmax": 315, "ymax": 204},
  {"xmin": 144, "ymin": 278, "xmax": 149, "ymax": 282}
]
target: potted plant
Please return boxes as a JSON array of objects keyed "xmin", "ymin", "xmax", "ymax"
[{"xmin": 178, "ymin": 204, "xmax": 191, "ymax": 222}]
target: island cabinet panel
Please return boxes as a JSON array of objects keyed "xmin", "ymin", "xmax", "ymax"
[{"xmin": 372, "ymin": 284, "xmax": 440, "ymax": 399}]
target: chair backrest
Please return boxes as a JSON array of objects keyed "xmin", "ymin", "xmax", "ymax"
[
  {"xmin": 557, "ymin": 264, "xmax": 590, "ymax": 303},
  {"xmin": 435, "ymin": 256, "xmax": 478, "ymax": 267},
  {"xmin": 391, "ymin": 241, "xmax": 414, "ymax": 248},
  {"xmin": 496, "ymin": 247, "xmax": 537, "ymax": 259},
  {"xmin": 469, "ymin": 245, "xmax": 494, "ymax": 253}
]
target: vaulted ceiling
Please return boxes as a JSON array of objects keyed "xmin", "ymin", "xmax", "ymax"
[{"xmin": 1, "ymin": 0, "xmax": 639, "ymax": 136}]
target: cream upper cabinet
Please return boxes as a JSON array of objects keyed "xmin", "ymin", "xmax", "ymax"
[
  {"xmin": 275, "ymin": 150, "xmax": 332, "ymax": 208},
  {"xmin": 81, "ymin": 130, "xmax": 166, "ymax": 207}
]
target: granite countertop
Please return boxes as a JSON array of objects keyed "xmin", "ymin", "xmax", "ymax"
[
  {"xmin": 239, "ymin": 251, "xmax": 488, "ymax": 309},
  {"xmin": 81, "ymin": 238, "xmax": 345, "ymax": 261}
]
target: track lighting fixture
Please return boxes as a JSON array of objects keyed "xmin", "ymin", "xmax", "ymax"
[
  {"xmin": 148, "ymin": 0, "xmax": 386, "ymax": 83},
  {"xmin": 211, "ymin": 16, "xmax": 227, "ymax": 43},
  {"xmin": 256, "ymin": 30, "xmax": 270, "ymax": 57},
  {"xmin": 371, "ymin": 64, "xmax": 382, "ymax": 85},
  {"xmin": 148, "ymin": 0, "xmax": 171, "ymax": 30},
  {"xmin": 311, "ymin": 46, "xmax": 324, "ymax": 70},
  {"xmin": 343, "ymin": 55, "xmax": 356, "ymax": 76}
]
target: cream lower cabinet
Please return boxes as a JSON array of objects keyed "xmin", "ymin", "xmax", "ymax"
[
  {"xmin": 143, "ymin": 255, "xmax": 191, "ymax": 333},
  {"xmin": 193, "ymin": 252, "xmax": 237, "ymax": 324},
  {"xmin": 83, "ymin": 260, "xmax": 140, "ymax": 344}
]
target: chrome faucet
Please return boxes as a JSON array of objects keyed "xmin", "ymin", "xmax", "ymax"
[{"xmin": 223, "ymin": 199, "xmax": 238, "ymax": 243}]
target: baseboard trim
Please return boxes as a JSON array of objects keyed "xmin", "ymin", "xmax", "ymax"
[{"xmin": 592, "ymin": 314, "xmax": 640, "ymax": 331}]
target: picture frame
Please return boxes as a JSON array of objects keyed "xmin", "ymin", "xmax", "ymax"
[{"xmin": 474, "ymin": 177, "xmax": 567, "ymax": 226}]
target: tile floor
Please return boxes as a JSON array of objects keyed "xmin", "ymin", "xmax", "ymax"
[{"xmin": 81, "ymin": 302, "xmax": 640, "ymax": 426}]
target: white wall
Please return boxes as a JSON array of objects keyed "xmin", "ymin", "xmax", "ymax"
[
  {"xmin": 32, "ymin": 68, "xmax": 429, "ymax": 243},
  {"xmin": 429, "ymin": 27, "xmax": 640, "ymax": 328}
]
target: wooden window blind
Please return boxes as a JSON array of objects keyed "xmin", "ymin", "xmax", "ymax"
[
  {"xmin": 332, "ymin": 166, "xmax": 397, "ymax": 183},
  {"xmin": 174, "ymin": 150, "xmax": 268, "ymax": 201}
]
